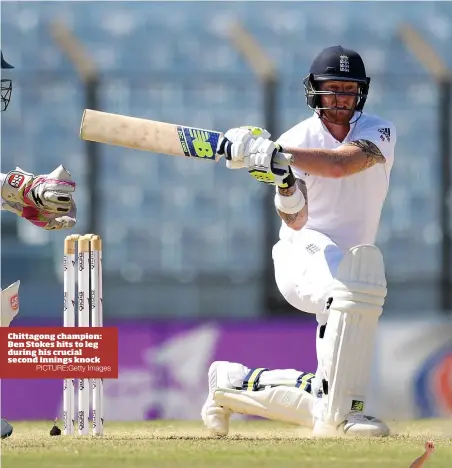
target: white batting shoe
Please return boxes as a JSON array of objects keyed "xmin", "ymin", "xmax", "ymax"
[
  {"xmin": 342, "ymin": 413, "xmax": 390, "ymax": 437},
  {"xmin": 201, "ymin": 361, "xmax": 235, "ymax": 437},
  {"xmin": 314, "ymin": 412, "xmax": 390, "ymax": 438}
]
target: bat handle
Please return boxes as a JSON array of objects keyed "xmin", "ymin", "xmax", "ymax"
[
  {"xmin": 218, "ymin": 151, "xmax": 290, "ymax": 166},
  {"xmin": 273, "ymin": 152, "xmax": 292, "ymax": 166}
]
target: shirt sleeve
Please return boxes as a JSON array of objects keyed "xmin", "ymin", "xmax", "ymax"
[
  {"xmin": 353, "ymin": 122, "xmax": 397, "ymax": 169},
  {"xmin": 276, "ymin": 130, "xmax": 308, "ymax": 181}
]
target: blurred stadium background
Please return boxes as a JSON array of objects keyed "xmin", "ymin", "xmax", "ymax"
[{"xmin": 1, "ymin": 2, "xmax": 451, "ymax": 424}]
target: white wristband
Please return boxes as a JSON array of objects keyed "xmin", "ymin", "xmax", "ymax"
[{"xmin": 274, "ymin": 186, "xmax": 306, "ymax": 214}]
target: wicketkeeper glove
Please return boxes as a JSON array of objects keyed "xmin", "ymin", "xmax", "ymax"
[{"xmin": 1, "ymin": 165, "xmax": 77, "ymax": 230}]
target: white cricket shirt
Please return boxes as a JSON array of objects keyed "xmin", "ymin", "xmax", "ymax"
[{"xmin": 276, "ymin": 111, "xmax": 396, "ymax": 251}]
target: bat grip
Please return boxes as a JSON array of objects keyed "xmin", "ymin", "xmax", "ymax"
[{"xmin": 273, "ymin": 152, "xmax": 292, "ymax": 166}]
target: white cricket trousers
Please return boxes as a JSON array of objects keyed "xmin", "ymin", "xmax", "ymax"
[{"xmin": 272, "ymin": 228, "xmax": 344, "ymax": 325}]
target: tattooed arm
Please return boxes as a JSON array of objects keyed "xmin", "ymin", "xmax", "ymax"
[
  {"xmin": 276, "ymin": 179, "xmax": 308, "ymax": 231},
  {"xmin": 283, "ymin": 140, "xmax": 386, "ymax": 178}
]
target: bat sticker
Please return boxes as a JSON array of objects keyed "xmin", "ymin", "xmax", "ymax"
[{"xmin": 177, "ymin": 126, "xmax": 221, "ymax": 160}]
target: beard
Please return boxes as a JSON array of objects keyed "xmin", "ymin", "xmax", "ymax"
[{"xmin": 321, "ymin": 107, "xmax": 355, "ymax": 125}]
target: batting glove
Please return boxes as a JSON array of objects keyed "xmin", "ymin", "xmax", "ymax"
[
  {"xmin": 217, "ymin": 126, "xmax": 271, "ymax": 169},
  {"xmin": 247, "ymin": 141, "xmax": 295, "ymax": 189}
]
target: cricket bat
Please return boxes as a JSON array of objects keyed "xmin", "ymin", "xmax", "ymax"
[
  {"xmin": 79, "ymin": 109, "xmax": 289, "ymax": 167},
  {"xmin": 79, "ymin": 109, "xmax": 224, "ymax": 162}
]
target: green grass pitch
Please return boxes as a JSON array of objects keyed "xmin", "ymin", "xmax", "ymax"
[{"xmin": 2, "ymin": 419, "xmax": 451, "ymax": 467}]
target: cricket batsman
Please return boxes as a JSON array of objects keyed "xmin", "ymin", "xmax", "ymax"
[
  {"xmin": 0, "ymin": 50, "xmax": 77, "ymax": 438},
  {"xmin": 201, "ymin": 46, "xmax": 396, "ymax": 438}
]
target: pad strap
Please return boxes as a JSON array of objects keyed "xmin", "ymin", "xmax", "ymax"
[
  {"xmin": 295, "ymin": 372, "xmax": 315, "ymax": 393},
  {"xmin": 242, "ymin": 368, "xmax": 268, "ymax": 391}
]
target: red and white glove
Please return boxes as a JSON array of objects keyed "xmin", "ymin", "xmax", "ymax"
[{"xmin": 1, "ymin": 165, "xmax": 77, "ymax": 230}]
